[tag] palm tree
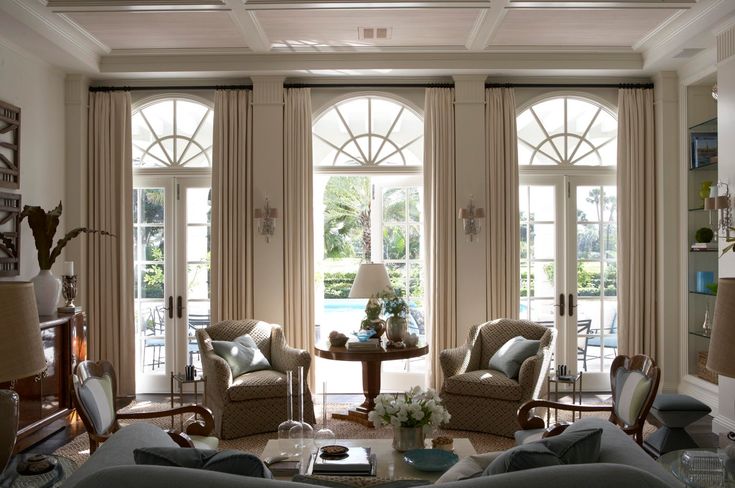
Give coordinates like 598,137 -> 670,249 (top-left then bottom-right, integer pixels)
323,176 -> 372,260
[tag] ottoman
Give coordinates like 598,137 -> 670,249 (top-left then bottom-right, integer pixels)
644,394 -> 711,456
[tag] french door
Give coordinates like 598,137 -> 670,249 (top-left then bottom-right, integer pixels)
133,176 -> 211,393
520,173 -> 617,390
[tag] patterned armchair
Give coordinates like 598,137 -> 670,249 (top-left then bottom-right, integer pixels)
196,320 -> 316,439
440,318 -> 556,437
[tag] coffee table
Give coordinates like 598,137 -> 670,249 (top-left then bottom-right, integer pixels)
262,438 -> 475,483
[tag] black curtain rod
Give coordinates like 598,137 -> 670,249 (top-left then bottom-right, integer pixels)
485,82 -> 654,89
89,85 -> 252,92
283,83 -> 454,88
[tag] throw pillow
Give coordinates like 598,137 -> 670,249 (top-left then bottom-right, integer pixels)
74,373 -> 115,434
614,368 -> 652,426
211,334 -> 271,377
483,442 -> 562,475
541,428 -> 602,464
488,336 -> 540,379
134,447 -> 272,478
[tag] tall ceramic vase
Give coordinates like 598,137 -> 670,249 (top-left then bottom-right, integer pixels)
31,270 -> 61,316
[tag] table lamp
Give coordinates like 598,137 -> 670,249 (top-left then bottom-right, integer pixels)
0,282 -> 48,477
706,277 -> 735,458
349,263 -> 393,339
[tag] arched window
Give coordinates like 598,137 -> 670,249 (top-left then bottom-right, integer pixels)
132,97 -> 214,168
517,96 -> 617,166
313,96 -> 423,168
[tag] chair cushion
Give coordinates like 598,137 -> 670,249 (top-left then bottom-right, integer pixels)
652,394 -> 711,413
133,447 -> 271,479
228,369 -> 287,401
613,368 -> 652,426
212,334 -> 271,377
488,336 -> 540,379
443,370 -> 522,401
74,373 -> 115,434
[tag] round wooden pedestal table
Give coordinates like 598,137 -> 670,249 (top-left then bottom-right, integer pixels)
314,342 -> 429,427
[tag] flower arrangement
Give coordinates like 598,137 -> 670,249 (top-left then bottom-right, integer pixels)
380,290 -> 408,318
368,386 -> 450,432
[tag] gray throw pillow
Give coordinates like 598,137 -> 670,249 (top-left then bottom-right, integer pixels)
134,447 -> 272,478
211,334 -> 271,377
483,442 -> 562,475
488,336 -> 540,379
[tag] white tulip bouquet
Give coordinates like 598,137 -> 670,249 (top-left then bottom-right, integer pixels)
367,386 -> 451,433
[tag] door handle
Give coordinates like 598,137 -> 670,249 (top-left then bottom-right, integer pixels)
166,296 -> 173,319
554,293 -> 565,317
568,293 -> 576,317
176,296 -> 184,319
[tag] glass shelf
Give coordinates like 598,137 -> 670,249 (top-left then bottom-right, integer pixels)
688,207 -> 706,212
689,249 -> 718,253
689,117 -> 717,131
689,290 -> 716,296
689,162 -> 718,172
689,330 -> 712,339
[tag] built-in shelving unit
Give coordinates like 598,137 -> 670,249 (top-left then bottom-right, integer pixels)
686,117 -> 718,383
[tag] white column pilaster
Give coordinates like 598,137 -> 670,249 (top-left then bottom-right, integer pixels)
251,76 -> 285,324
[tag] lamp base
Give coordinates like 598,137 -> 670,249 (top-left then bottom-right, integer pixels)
0,390 -> 19,476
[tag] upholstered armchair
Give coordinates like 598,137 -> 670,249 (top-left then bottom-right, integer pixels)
440,318 -> 556,437
196,320 -> 316,439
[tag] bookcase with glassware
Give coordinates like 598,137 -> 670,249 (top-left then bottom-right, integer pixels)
687,117 -> 719,384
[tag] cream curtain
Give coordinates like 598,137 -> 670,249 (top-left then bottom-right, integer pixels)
86,91 -> 135,396
283,88 -> 314,357
211,90 -> 254,323
617,88 -> 657,358
424,88 -> 456,390
485,87 -> 520,320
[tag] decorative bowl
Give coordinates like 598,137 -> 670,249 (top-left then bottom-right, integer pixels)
403,448 -> 459,472
356,330 -> 375,342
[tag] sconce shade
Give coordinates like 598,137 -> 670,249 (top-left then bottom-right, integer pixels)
0,282 -> 46,383
704,197 -> 716,210
707,278 -> 735,378
254,207 -> 278,219
458,208 -> 469,219
349,263 -> 393,298
474,208 -> 486,219
715,196 -> 730,210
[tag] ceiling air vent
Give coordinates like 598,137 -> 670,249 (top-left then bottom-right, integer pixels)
358,27 -> 392,40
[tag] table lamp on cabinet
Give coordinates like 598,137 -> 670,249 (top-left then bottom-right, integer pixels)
0,282 -> 48,478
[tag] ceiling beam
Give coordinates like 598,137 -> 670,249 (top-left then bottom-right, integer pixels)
45,0 -> 227,11
226,0 -> 271,52
242,0 -> 489,9
507,1 -> 694,8
465,0 -> 508,51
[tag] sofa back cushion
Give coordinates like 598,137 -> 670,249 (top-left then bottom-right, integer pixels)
134,447 -> 272,479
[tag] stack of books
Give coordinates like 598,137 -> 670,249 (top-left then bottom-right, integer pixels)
308,447 -> 377,476
346,339 -> 380,351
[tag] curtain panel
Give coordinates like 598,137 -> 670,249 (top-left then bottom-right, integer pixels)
86,91 -> 136,395
485,87 -> 520,320
424,88 -> 457,390
283,88 -> 315,360
617,88 -> 657,358
211,89 -> 254,323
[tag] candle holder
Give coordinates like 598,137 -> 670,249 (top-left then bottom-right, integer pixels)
58,275 -> 81,313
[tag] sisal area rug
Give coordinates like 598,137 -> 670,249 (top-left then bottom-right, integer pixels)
53,399 -> 655,467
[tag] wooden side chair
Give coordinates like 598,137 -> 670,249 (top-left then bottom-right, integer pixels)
516,354 -> 660,446
72,360 -> 218,454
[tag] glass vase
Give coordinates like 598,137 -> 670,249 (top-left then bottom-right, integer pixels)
277,370 -> 299,455
289,366 -> 313,451
314,381 -> 335,448
392,426 -> 425,452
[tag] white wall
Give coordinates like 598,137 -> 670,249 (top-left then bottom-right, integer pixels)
0,38 -> 66,281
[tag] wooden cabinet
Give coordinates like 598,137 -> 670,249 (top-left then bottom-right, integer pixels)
0,312 -> 86,451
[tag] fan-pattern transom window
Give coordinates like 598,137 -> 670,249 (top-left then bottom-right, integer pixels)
132,98 -> 214,168
313,96 -> 423,167
517,96 -> 617,166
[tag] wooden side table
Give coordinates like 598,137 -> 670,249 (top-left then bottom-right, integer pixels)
313,342 -> 429,427
169,372 -> 206,430
546,372 -> 583,425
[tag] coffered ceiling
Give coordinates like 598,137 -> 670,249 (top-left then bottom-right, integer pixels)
0,0 -> 732,77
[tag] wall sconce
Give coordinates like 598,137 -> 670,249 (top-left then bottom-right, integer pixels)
254,198 -> 279,242
458,198 -> 485,242
705,181 -> 732,239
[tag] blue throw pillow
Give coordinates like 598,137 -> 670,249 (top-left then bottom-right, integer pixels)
134,447 -> 272,478
211,334 -> 271,377
488,336 -> 540,379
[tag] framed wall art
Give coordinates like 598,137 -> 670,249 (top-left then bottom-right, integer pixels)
0,99 -> 21,189
0,192 -> 21,277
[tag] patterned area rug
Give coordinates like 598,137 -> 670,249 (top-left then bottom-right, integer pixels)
53,398 -> 654,467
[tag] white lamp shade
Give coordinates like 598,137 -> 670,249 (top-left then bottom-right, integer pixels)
708,278 -> 735,378
0,282 -> 46,383
349,263 -> 393,298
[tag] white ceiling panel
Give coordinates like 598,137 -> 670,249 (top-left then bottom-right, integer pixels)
256,8 -> 480,47
64,11 -> 248,49
492,8 -> 680,46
